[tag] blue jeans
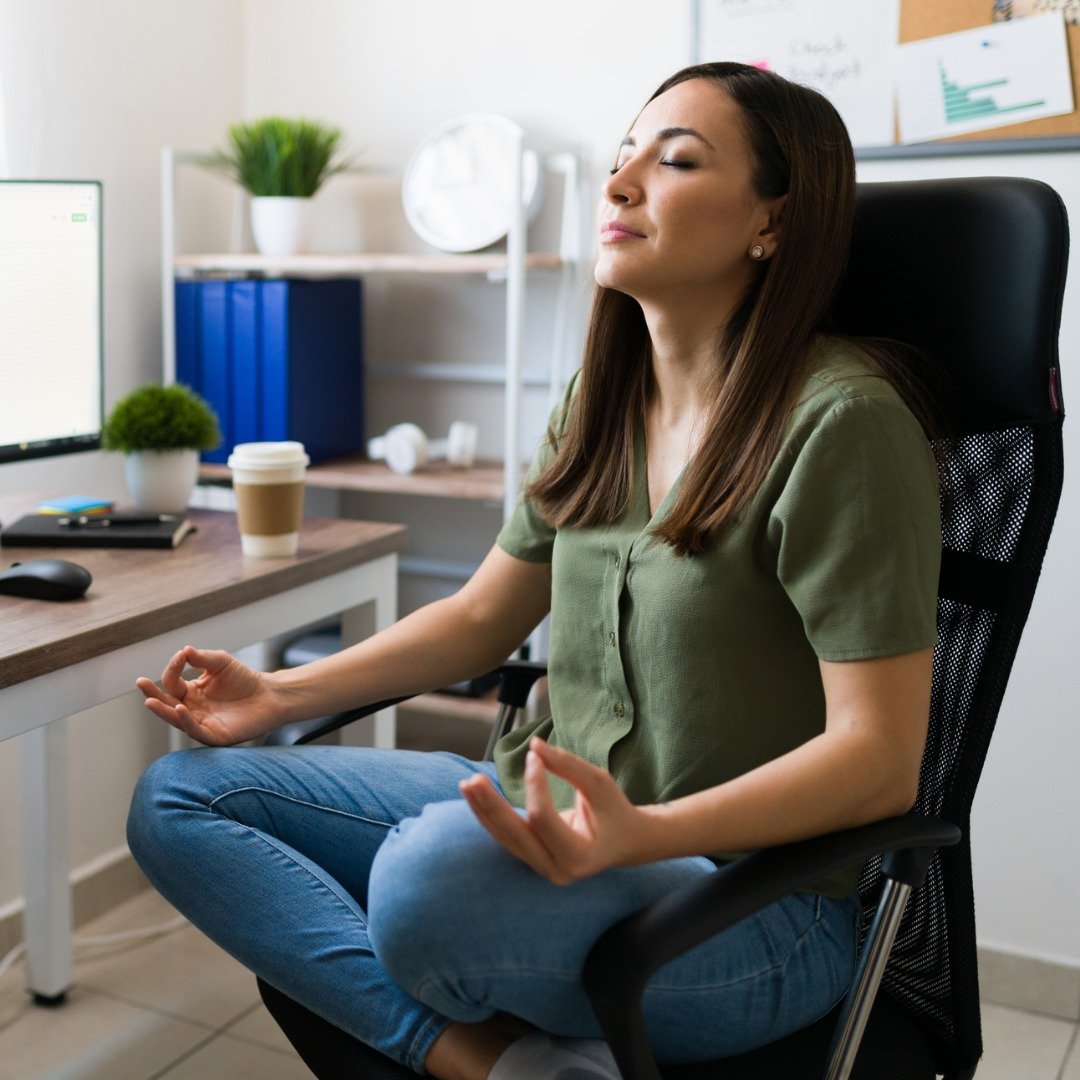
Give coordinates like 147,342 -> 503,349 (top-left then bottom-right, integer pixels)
127,746 -> 860,1074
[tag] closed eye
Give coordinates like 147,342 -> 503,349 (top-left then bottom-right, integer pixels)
610,158 -> 695,175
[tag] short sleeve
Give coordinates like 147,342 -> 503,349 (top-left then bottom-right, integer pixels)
495,372 -> 580,564
767,395 -> 941,661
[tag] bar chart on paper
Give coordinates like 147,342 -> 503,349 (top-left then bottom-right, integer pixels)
939,65 -> 1044,126
896,12 -> 1074,144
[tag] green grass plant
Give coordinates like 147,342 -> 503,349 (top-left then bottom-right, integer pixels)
102,384 -> 221,453
204,117 -> 352,197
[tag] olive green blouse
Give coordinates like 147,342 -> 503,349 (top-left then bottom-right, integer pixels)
493,338 -> 941,897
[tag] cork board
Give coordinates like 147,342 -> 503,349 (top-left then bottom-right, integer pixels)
901,0 -> 1080,142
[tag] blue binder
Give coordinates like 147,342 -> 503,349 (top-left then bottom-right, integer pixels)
175,278 -> 364,464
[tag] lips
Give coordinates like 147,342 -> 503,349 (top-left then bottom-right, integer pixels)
599,220 -> 645,241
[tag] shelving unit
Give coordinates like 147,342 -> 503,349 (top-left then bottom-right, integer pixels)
162,139 -> 581,740
161,143 -> 584,519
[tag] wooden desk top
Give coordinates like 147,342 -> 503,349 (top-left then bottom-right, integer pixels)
0,501 -> 406,691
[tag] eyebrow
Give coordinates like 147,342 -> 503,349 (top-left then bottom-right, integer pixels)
620,126 -> 716,150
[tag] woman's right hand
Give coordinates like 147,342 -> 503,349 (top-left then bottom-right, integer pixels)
135,646 -> 284,746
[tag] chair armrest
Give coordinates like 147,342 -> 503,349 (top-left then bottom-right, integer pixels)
495,659 -> 548,708
263,660 -> 550,747
582,814 -> 960,1080
264,697 -> 411,746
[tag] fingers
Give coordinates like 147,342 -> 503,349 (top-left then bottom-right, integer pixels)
459,775 -> 563,881
141,694 -> 185,730
135,676 -> 178,708
140,695 -> 218,746
523,746 -> 563,831
522,748 -> 589,871
160,648 -> 193,700
529,738 -> 609,800
184,647 -> 237,676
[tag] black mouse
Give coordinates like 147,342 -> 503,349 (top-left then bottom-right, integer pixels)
0,558 -> 92,601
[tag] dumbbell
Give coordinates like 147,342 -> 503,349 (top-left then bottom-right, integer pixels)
367,421 -> 479,475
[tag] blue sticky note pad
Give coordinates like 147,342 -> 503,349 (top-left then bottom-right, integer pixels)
37,495 -> 114,515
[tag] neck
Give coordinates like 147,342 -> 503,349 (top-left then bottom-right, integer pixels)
639,286 -> 738,426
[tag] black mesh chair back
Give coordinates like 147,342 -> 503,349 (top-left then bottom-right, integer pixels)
829,176 -> 1067,1078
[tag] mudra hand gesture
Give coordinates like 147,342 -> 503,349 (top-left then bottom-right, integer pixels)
460,736 -> 651,884
136,646 -> 282,747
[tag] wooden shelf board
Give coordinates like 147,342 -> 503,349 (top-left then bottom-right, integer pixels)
200,456 -> 515,501
174,252 -> 564,277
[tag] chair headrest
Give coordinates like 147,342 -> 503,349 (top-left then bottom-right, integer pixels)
832,177 -> 1069,434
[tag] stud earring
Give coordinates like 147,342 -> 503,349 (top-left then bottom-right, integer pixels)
750,245 -> 766,260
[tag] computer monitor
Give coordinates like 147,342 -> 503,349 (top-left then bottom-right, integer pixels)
0,180 -> 103,464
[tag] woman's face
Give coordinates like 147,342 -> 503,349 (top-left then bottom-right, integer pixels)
594,78 -> 785,307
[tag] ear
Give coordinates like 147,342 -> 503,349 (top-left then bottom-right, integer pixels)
754,193 -> 788,259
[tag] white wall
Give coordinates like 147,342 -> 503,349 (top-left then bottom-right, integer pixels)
0,0 -> 1074,969
0,0 -> 245,910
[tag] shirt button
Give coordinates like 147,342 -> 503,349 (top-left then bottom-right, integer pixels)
608,630 -> 616,647
613,702 -> 625,718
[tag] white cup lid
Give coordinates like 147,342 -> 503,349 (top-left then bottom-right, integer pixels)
228,441 -> 310,470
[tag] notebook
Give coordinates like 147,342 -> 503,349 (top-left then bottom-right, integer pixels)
0,513 -> 198,549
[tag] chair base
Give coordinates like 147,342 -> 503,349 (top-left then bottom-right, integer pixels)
257,977 -> 414,1079
258,977 -> 938,1080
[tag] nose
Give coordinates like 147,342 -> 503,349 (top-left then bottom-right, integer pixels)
602,163 -> 641,206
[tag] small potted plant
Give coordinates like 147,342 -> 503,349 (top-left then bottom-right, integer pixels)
102,384 -> 220,512
203,117 -> 353,255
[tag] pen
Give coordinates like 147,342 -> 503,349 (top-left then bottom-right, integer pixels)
56,514 -> 181,527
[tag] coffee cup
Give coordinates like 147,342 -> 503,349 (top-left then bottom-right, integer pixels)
227,441 -> 310,557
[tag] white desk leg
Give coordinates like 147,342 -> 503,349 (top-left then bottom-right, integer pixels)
20,718 -> 73,1002
339,564 -> 398,750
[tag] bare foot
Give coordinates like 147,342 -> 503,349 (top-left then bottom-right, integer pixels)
423,1013 -> 536,1080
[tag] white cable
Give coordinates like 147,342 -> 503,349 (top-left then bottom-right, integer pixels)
0,915 -> 189,987
0,942 -> 25,984
73,914 -> 188,947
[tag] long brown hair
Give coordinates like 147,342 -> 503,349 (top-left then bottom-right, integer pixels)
528,62 -> 929,555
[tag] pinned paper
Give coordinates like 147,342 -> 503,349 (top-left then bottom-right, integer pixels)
994,0 -> 1080,28
896,12 -> 1074,144
696,0 -> 901,148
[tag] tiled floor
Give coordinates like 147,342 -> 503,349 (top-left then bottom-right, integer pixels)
0,888 -> 1076,1078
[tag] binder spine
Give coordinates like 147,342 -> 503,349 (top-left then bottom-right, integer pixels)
230,280 -> 261,447
261,281 -> 290,442
173,278 -> 363,464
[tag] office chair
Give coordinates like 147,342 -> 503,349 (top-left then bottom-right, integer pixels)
256,177 -> 1067,1080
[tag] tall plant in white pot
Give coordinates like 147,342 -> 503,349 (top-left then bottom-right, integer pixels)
101,384 -> 221,513
203,117 -> 353,256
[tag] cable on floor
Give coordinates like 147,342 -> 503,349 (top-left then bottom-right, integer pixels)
0,914 -> 189,987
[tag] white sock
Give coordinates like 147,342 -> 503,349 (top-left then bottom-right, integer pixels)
488,1031 -> 621,1080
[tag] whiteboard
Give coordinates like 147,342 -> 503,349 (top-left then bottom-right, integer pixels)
691,0 -> 901,148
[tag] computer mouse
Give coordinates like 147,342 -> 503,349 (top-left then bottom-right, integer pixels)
0,558 -> 92,601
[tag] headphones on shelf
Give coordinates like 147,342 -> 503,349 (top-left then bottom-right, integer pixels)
367,421 -> 479,475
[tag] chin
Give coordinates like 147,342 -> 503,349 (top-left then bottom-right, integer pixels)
594,260 -> 639,296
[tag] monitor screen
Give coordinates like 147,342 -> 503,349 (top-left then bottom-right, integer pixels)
0,180 -> 103,464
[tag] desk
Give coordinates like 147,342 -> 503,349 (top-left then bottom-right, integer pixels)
0,502 -> 406,1001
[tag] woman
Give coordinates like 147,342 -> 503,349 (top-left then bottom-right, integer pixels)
128,62 -> 941,1079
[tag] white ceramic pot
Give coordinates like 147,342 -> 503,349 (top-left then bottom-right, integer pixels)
250,196 -> 309,256
123,449 -> 199,513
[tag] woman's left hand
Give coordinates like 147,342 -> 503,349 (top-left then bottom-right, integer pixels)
459,737 -> 654,884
